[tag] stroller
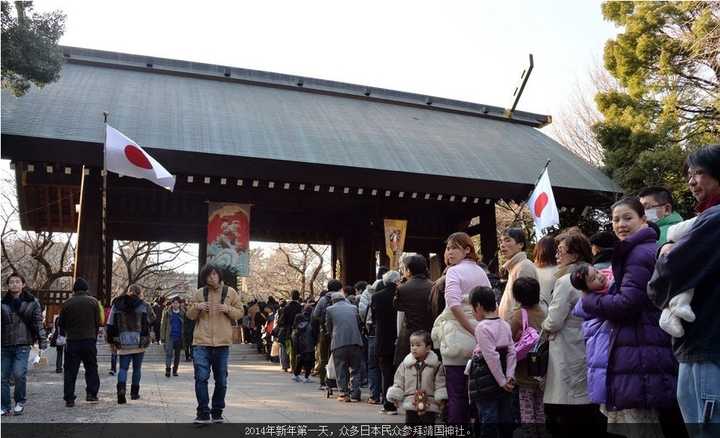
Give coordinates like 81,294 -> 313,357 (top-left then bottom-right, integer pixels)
325,354 -> 338,398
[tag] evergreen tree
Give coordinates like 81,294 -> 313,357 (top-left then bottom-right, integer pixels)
1,1 -> 66,97
595,1 -> 719,216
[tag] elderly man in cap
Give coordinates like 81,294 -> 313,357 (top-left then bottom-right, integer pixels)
58,278 -> 102,407
325,288 -> 364,402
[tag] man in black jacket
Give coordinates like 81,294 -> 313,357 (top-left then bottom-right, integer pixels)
370,270 -> 401,414
59,278 -> 102,407
280,290 -> 303,376
393,254 -> 433,365
1,272 -> 47,416
648,145 -> 720,429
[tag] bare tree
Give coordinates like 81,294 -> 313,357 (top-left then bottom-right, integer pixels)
244,243 -> 330,301
1,166 -> 74,290
552,64 -> 620,167
112,240 -> 191,300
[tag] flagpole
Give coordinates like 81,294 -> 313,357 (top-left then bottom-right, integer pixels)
509,159 -> 552,227
101,112 -> 109,306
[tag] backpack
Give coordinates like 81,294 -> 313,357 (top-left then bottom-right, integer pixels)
514,308 -> 539,361
203,286 -> 228,304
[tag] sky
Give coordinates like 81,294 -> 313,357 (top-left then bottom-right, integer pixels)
9,0 -> 620,273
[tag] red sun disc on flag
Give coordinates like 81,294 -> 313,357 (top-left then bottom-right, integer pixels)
124,145 -> 153,170
534,192 -> 549,217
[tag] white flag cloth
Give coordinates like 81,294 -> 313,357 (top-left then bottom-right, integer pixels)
104,125 -> 176,191
528,168 -> 559,234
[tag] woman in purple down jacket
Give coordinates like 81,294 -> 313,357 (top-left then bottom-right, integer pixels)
579,197 -> 677,433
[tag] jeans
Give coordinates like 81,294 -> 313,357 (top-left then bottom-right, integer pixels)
110,351 -> 117,372
474,392 -> 515,438
193,346 -> 229,415
367,335 -> 381,401
678,361 -> 720,437
55,345 -> 64,371
360,335 -> 368,385
1,345 -> 30,410
164,338 -> 182,370
279,340 -> 290,370
117,352 -> 144,386
63,339 -> 100,401
333,345 -> 362,398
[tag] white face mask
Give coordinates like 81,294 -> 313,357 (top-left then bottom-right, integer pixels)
645,208 -> 659,223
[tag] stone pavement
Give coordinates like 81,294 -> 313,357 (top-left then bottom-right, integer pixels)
1,343 -> 404,424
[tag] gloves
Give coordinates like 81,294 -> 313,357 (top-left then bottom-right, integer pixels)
659,290 -> 695,338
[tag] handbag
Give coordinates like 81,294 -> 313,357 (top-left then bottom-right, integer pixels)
527,329 -> 549,378
514,308 -> 539,361
56,335 -> 66,346
270,340 -> 281,357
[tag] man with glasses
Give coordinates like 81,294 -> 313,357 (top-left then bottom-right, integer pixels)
638,186 -> 684,245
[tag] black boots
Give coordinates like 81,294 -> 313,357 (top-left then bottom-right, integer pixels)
172,366 -> 178,376
166,367 -> 171,377
130,384 -> 140,400
117,384 -> 127,404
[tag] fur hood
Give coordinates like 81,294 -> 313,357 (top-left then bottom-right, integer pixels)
401,350 -> 440,368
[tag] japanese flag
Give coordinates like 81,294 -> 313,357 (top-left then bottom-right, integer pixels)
104,125 -> 176,191
528,168 -> 559,234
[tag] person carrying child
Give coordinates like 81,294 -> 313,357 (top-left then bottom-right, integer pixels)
468,286 -> 517,438
386,330 -> 447,425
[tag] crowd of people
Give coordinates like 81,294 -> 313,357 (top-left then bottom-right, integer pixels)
1,144 -> 718,436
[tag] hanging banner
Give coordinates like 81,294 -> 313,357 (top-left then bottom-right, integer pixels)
384,219 -> 407,270
207,203 -> 251,277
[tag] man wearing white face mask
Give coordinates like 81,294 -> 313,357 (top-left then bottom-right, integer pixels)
638,186 -> 684,245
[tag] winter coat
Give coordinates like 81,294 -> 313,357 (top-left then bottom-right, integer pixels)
106,294 -> 152,354
393,275 -> 433,364
186,284 -> 244,347
371,282 -> 398,357
59,291 -> 102,341
535,265 -> 558,316
1,290 -> 47,348
279,300 -> 302,339
292,311 -> 315,354
312,292 -> 333,335
655,211 -> 684,245
498,252 -> 538,321
541,264 -> 590,405
431,261 -> 488,366
386,351 -> 447,413
581,226 -> 677,411
468,347 -> 510,402
160,307 -> 185,344
649,205 -> 720,363
325,299 -> 363,351
570,258 -> 615,405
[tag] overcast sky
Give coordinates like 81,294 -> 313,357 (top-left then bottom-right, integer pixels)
17,1 -> 619,272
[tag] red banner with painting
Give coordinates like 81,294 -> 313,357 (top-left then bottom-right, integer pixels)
207,203 -> 251,277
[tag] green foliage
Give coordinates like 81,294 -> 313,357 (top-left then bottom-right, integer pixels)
1,1 -> 66,97
595,1 -> 719,217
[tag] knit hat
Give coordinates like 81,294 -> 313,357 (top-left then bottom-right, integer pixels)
73,277 -> 89,292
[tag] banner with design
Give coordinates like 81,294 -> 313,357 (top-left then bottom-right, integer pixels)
207,203 -> 251,277
384,219 -> 407,270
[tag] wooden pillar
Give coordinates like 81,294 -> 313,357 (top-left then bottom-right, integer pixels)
74,170 -> 103,298
198,229 -> 208,288
478,203 -> 499,273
